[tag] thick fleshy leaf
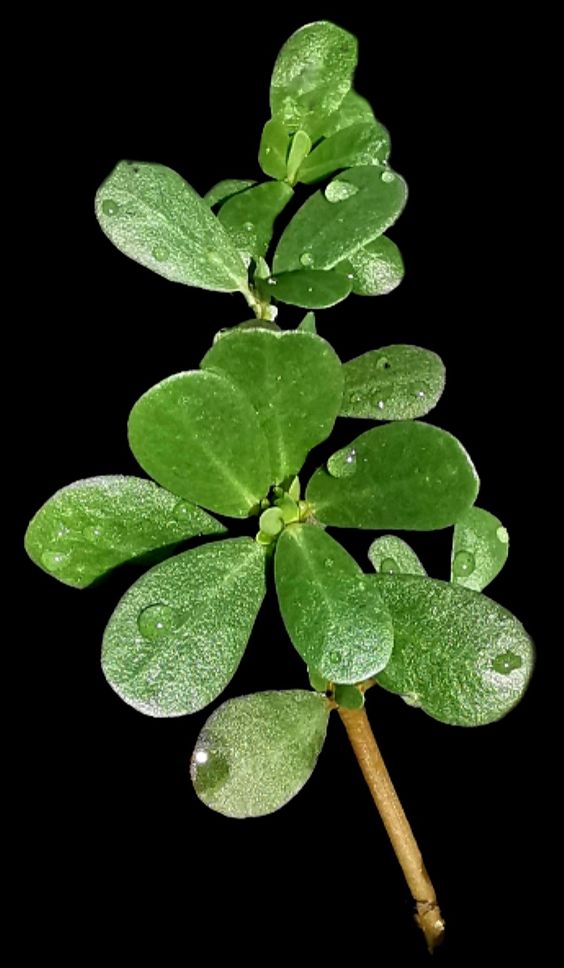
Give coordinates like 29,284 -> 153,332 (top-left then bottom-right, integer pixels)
307,422 -> 479,530
451,506 -> 509,591
259,119 -> 291,180
218,182 -> 293,263
259,269 -> 352,308
273,167 -> 407,273
334,684 -> 364,709
102,538 -> 266,717
128,370 -> 272,517
275,525 -> 393,683
201,330 -> 343,483
372,575 -> 534,725
297,122 -> 390,184
298,311 -> 317,333
24,476 -> 225,589
287,130 -> 312,184
340,236 -> 404,296
368,536 -> 426,577
191,690 -> 329,817
321,90 -> 377,137
95,162 -> 249,292
341,345 -> 446,420
270,22 -> 357,135
204,179 -> 257,208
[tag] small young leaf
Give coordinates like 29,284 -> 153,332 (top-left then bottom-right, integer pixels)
321,90 -> 378,137
270,21 -> 358,135
201,330 -> 343,484
372,575 -> 535,725
368,536 -> 426,577
273,167 -> 407,274
191,690 -> 329,817
217,182 -> 293,263
341,345 -> 446,420
128,370 -> 272,517
334,684 -> 365,709
102,538 -> 266,717
308,667 -> 329,692
204,179 -> 257,208
95,161 -> 249,293
275,525 -> 393,683
286,130 -> 312,184
259,119 -> 291,180
339,236 -> 404,296
24,476 -> 225,589
307,422 -> 479,530
297,311 -> 316,333
297,121 -> 390,184
451,506 -> 509,591
259,269 -> 352,309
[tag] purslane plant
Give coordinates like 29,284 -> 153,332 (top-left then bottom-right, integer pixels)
24,21 -> 534,952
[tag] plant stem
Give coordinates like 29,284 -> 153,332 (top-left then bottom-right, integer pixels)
338,706 -> 445,953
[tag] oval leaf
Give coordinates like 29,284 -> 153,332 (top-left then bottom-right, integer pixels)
102,538 -> 266,716
372,575 -> 535,725
275,525 -> 393,683
340,236 -> 404,296
201,330 -> 343,483
297,121 -> 390,184
307,422 -> 479,530
259,119 -> 291,180
204,179 -> 257,208
191,690 -> 329,817
95,161 -> 249,292
273,166 -> 407,273
341,344 -> 446,420
321,90 -> 378,137
287,130 -> 312,183
368,536 -> 426,577
24,476 -> 225,588
128,370 -> 272,517
260,268 -> 352,308
217,182 -> 294,263
451,506 -> 509,591
298,311 -> 317,333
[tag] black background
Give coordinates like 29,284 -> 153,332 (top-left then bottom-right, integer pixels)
16,7 -> 549,964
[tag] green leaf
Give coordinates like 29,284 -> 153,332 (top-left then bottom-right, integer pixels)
372,575 -> 535,725
273,167 -> 407,273
341,345 -> 446,420
334,684 -> 365,709
307,422 -> 479,530
191,690 -> 329,817
297,122 -> 390,184
308,667 -> 329,692
201,330 -> 343,484
286,130 -> 312,184
259,119 -> 291,180
24,476 -> 225,589
339,236 -> 404,296
368,536 -> 426,577
298,311 -> 316,333
217,182 -> 294,263
275,524 -> 393,683
102,538 -> 266,717
451,506 -> 509,591
321,90 -> 378,137
204,179 -> 257,208
259,268 -> 352,309
128,370 -> 272,517
95,161 -> 249,293
270,22 -> 358,135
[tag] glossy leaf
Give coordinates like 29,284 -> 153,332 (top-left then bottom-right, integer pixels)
287,130 -> 312,183
451,506 -> 509,591
259,269 -> 352,309
270,21 -> 357,135
341,344 -> 446,420
128,370 -> 272,517
298,311 -> 317,333
297,122 -> 390,184
204,179 -> 257,208
307,422 -> 479,530
218,182 -> 293,263
201,330 -> 343,483
368,536 -> 426,577
340,236 -> 404,296
102,538 -> 266,717
273,167 -> 407,273
259,119 -> 291,180
95,161 -> 249,292
275,525 -> 393,683
373,575 -> 535,725
321,90 -> 377,137
191,690 -> 329,817
24,476 -> 225,589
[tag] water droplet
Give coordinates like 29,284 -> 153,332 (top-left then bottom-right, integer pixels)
265,146 -> 272,154
267,276 -> 277,286
327,447 -> 357,478
324,180 -> 359,202
194,749 -> 208,764
137,603 -> 180,642
381,170 -> 396,183
324,558 -> 335,569
243,222 -> 255,233
41,550 -> 70,571
307,286 -> 313,293
491,651 -> 522,675
380,557 -> 399,574
416,390 -> 426,398
453,550 -> 475,577
152,245 -> 168,262
172,500 -> 194,523
101,199 -> 119,216
300,252 -> 314,267
376,356 -> 391,370
330,650 -> 342,664
496,526 -> 509,544
377,400 -> 385,410
191,748 -> 230,795
84,525 -> 103,541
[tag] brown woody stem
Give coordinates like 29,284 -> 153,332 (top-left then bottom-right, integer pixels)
338,705 -> 445,953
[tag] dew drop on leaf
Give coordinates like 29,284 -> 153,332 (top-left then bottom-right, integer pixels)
41,550 -> 70,571
327,446 -> 357,478
101,199 -> 119,216
173,500 -> 195,522
491,651 -> 523,675
191,748 -> 230,797
300,252 -> 314,267
452,549 -> 475,577
137,603 -> 180,642
152,245 -> 169,262
497,526 -> 509,544
380,170 -> 396,183
380,557 -> 399,574
330,650 -> 342,664
84,525 -> 104,541
324,180 -> 359,202
324,557 -> 335,569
